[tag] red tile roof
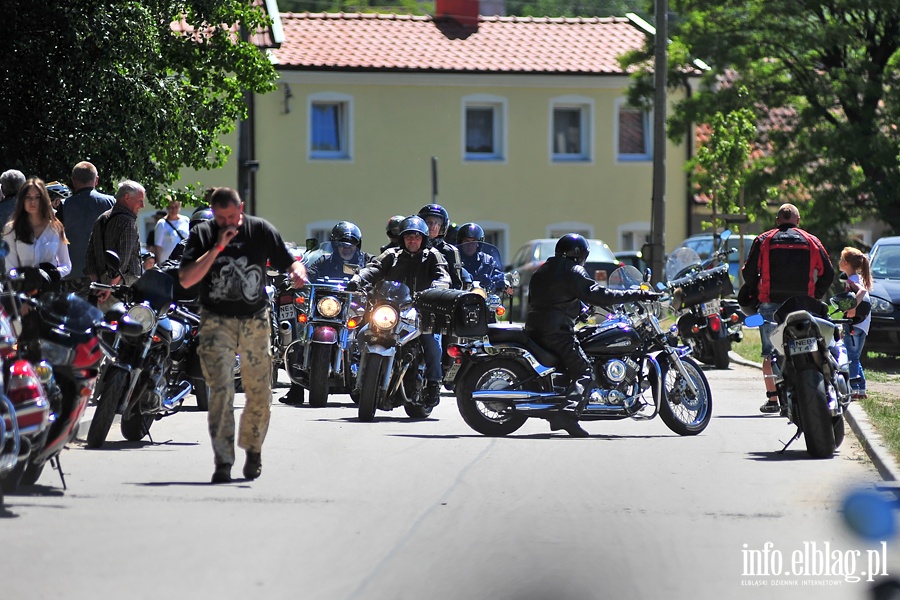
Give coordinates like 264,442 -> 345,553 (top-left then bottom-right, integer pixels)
274,12 -> 647,75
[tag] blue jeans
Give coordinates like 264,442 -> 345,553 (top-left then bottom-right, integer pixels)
843,325 -> 867,393
758,303 -> 780,357
421,333 -> 443,382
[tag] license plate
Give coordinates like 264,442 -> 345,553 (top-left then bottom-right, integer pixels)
789,338 -> 817,355
444,362 -> 460,382
700,299 -> 720,316
279,304 -> 296,321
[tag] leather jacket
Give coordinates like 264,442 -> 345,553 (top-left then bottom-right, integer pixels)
354,246 -> 450,293
431,238 -> 464,289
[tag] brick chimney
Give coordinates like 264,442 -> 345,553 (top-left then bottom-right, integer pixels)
435,0 -> 480,29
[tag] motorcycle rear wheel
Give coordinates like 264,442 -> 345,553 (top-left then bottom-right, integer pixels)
308,344 -> 331,408
796,369 -> 835,458
712,337 -> 731,369
358,354 -> 387,422
87,366 -> 129,449
20,461 -> 45,486
833,413 -> 846,449
456,359 -> 529,436
194,382 -> 210,412
657,356 -> 712,436
120,409 -> 154,442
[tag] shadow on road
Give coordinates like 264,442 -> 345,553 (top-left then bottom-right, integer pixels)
746,449 -> 815,462
133,480 -> 254,488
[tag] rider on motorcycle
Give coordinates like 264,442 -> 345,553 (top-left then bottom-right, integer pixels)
526,234 -> 659,437
418,204 -> 464,289
307,221 -> 371,282
347,216 -> 450,407
455,222 -> 509,294
380,215 -> 404,253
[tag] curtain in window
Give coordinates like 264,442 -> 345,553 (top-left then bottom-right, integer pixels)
553,108 -> 582,154
466,107 -> 495,154
312,103 -> 342,152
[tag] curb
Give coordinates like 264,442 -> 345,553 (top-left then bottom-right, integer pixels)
728,350 -> 900,481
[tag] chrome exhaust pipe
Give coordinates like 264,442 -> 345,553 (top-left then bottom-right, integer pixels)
162,381 -> 194,411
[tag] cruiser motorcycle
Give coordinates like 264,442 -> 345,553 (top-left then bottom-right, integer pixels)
665,230 -> 741,369
452,265 -> 713,437
745,292 -> 856,458
87,253 -> 198,448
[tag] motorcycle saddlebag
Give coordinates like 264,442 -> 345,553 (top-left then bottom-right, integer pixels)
670,264 -> 734,311
416,288 -> 488,338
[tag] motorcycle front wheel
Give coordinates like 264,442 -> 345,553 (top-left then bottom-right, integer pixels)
87,365 -> 129,449
657,356 -> 712,435
358,354 -> 387,422
308,344 -> 331,408
796,368 -> 835,458
456,359 -> 529,437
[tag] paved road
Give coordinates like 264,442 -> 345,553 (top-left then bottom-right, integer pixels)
2,364 -> 893,599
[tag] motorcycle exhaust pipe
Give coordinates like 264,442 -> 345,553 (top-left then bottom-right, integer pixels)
471,390 -> 562,401
279,321 -> 293,347
162,381 -> 194,411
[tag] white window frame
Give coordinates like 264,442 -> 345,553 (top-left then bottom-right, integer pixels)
546,221 -> 594,239
549,96 -> 593,163
617,221 -> 651,251
307,220 -> 338,246
308,92 -> 353,161
474,220 -> 510,265
615,98 -> 652,162
462,94 -> 507,162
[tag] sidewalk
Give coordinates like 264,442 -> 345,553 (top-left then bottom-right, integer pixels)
729,351 -> 900,481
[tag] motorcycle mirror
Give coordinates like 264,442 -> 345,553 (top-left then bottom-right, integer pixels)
507,271 -> 520,287
306,238 -> 319,252
656,282 -> 666,292
720,229 -> 732,242
744,313 -> 765,328
117,315 -> 145,337
643,268 -> 652,282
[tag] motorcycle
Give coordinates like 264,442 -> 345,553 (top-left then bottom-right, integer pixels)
451,265 -> 713,437
86,252 -> 198,448
665,230 -> 740,369
283,277 -> 365,407
457,241 -> 516,324
744,291 -> 856,458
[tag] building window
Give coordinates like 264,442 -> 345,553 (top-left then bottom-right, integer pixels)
547,221 -> 593,239
617,222 -> 651,251
616,100 -> 652,161
463,95 -> 506,161
309,93 -> 352,160
550,97 -> 592,162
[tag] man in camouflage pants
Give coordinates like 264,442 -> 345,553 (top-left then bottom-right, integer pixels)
180,188 -> 307,483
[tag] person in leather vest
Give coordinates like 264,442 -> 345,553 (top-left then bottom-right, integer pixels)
740,203 -> 834,413
526,234 -> 658,437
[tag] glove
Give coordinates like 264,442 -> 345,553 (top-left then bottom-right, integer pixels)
345,278 -> 361,292
640,290 -> 661,301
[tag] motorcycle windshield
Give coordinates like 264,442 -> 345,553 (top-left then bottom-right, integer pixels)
665,247 -> 703,282
456,241 -> 504,268
375,280 -> 413,305
607,265 -> 644,291
302,243 -> 333,267
132,269 -> 175,311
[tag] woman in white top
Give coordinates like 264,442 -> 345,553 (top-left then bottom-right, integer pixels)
2,177 -> 72,280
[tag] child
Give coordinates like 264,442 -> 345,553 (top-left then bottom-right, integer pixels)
839,247 -> 872,399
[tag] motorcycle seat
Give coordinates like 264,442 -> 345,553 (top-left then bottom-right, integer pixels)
486,323 -> 560,368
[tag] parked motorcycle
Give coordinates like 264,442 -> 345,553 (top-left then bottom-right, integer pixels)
283,278 -> 365,406
665,230 -> 739,369
744,292 -> 856,458
86,252 -> 198,448
452,265 -> 713,437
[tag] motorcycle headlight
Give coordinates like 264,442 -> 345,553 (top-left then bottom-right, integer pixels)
371,305 -> 399,330
317,296 -> 342,318
39,340 -> 75,366
126,304 -> 156,333
870,296 -> 894,314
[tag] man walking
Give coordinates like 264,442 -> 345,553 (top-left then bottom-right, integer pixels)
58,161 -> 115,293
180,187 -> 307,484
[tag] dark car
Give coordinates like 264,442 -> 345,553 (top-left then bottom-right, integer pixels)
673,232 -> 756,287
615,250 -> 647,274
866,236 -> 900,356
507,237 -> 619,321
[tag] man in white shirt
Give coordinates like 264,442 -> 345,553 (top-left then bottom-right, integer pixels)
153,200 -> 190,264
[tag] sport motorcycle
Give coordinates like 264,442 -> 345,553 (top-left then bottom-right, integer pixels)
451,265 -> 713,437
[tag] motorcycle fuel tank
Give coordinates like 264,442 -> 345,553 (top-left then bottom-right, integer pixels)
580,320 -> 642,356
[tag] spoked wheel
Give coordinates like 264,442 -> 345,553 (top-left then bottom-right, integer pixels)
657,356 -> 712,435
456,359 -> 529,436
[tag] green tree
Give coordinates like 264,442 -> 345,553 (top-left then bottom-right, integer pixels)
0,0 -> 278,205
622,0 -> 900,244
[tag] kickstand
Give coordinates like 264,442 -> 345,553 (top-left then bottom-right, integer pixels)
778,427 -> 802,454
51,455 -> 67,491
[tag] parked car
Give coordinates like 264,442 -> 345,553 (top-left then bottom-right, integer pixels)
507,237 -> 619,321
615,250 -> 647,274
866,236 -> 900,356
673,232 -> 756,287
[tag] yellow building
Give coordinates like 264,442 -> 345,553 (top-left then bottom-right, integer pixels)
178,7 -> 695,263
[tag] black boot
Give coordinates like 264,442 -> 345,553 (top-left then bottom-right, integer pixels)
424,381 -> 441,408
280,384 -> 305,405
548,413 -> 589,438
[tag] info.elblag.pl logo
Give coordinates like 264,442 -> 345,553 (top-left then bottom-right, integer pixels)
741,541 -> 889,585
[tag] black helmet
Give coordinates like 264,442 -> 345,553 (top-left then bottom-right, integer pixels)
330,221 -> 362,248
46,181 -> 70,200
190,206 -> 214,230
555,233 -> 590,265
399,215 -> 429,240
386,215 -> 405,241
456,222 -> 485,244
418,204 -> 449,237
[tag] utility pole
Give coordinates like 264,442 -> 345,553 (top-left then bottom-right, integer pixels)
649,0 -> 668,284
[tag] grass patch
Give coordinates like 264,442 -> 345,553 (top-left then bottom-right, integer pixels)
733,326 -> 762,364
859,393 -> 900,459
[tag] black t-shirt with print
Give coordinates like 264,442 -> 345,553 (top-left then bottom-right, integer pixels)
181,215 -> 294,317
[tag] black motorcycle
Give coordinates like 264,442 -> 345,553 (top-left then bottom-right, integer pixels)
665,230 -> 739,369
86,253 -> 198,448
452,265 -> 712,437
